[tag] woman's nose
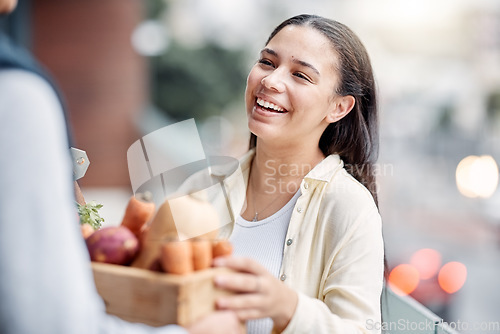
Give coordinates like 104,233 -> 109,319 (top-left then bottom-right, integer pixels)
261,70 -> 285,93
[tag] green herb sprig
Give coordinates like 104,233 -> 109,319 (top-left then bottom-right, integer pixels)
77,201 -> 104,230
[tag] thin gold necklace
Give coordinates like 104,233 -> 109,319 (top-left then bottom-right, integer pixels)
251,188 -> 282,222
250,171 -> 292,222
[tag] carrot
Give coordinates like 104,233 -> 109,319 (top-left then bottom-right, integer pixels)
160,240 -> 194,275
191,238 -> 212,270
212,240 -> 233,259
74,181 -> 86,205
120,192 -> 155,239
80,223 -> 94,239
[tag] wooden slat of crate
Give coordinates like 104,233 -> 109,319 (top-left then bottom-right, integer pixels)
92,262 -> 232,327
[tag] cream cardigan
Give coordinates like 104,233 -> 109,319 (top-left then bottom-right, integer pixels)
217,149 -> 384,334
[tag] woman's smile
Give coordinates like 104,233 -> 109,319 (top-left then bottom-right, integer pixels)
252,96 -> 288,119
255,97 -> 286,113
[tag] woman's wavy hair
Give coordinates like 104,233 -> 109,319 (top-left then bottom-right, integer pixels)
249,14 -> 379,204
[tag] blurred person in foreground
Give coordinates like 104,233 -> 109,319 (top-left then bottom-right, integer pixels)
212,15 -> 384,333
0,1 -> 241,333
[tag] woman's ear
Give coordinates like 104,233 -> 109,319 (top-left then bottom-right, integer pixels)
326,95 -> 355,123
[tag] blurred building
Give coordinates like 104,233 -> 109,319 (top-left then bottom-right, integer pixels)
1,0 -> 148,187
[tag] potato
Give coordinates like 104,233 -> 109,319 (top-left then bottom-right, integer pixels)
86,226 -> 139,265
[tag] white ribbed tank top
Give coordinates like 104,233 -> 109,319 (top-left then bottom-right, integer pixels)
230,190 -> 301,334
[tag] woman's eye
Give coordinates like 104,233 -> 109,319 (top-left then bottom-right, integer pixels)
258,59 -> 274,67
294,72 -> 312,82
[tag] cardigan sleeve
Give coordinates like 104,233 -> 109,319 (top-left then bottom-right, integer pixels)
280,205 -> 384,334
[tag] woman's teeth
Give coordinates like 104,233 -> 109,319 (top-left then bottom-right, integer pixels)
257,98 -> 285,113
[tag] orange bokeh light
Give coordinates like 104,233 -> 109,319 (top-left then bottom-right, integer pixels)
388,264 -> 420,296
438,261 -> 467,294
410,248 -> 442,280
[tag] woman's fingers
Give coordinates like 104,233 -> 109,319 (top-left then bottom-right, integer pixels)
212,255 -> 298,327
213,256 -> 268,276
187,311 -> 244,334
216,294 -> 264,320
215,272 -> 264,294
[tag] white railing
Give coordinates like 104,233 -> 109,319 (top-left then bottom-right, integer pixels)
381,287 -> 460,334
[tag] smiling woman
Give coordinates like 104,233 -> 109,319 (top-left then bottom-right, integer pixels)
212,14 -> 384,334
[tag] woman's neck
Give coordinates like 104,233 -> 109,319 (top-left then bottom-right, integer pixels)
251,139 -> 325,194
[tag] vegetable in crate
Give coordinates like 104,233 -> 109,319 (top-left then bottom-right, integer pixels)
86,226 -> 139,265
120,192 -> 155,239
131,196 -> 219,269
191,238 -> 212,270
77,201 -> 104,230
80,223 -> 95,239
212,240 -> 233,258
77,201 -> 104,239
160,239 -> 193,275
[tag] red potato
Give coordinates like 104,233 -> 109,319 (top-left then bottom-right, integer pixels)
120,193 -> 156,239
86,226 -> 139,265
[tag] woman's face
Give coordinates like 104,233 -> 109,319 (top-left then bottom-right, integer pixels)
245,25 -> 341,150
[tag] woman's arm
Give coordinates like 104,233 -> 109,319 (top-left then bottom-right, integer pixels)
281,206 -> 384,334
214,206 -> 384,334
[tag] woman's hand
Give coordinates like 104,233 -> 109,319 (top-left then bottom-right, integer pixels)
187,311 -> 243,334
213,256 -> 298,332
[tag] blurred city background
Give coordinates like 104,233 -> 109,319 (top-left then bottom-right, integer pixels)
2,0 -> 500,332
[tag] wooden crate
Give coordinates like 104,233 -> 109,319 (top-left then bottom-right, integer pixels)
92,262 -> 233,327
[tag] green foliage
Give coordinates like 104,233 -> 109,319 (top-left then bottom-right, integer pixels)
146,0 -> 167,19
151,42 -> 248,121
77,201 -> 104,230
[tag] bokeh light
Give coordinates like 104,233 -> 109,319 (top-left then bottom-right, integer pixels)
388,264 -> 420,296
131,20 -> 169,56
410,248 -> 442,280
456,155 -> 499,198
438,261 -> 467,294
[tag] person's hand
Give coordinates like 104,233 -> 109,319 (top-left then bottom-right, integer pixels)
213,256 -> 298,332
187,311 -> 243,334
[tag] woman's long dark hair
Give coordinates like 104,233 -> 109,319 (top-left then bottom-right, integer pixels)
249,14 -> 379,205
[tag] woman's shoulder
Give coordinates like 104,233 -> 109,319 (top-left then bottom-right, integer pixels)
306,154 -> 375,206
328,168 -> 376,205
318,156 -> 379,222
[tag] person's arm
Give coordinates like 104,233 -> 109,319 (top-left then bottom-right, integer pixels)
0,69 -> 187,334
0,70 -> 242,334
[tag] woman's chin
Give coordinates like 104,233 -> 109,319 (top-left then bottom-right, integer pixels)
248,119 -> 278,142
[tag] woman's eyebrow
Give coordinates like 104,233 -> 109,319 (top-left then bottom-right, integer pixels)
293,59 -> 320,76
260,48 -> 320,76
261,48 -> 278,57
